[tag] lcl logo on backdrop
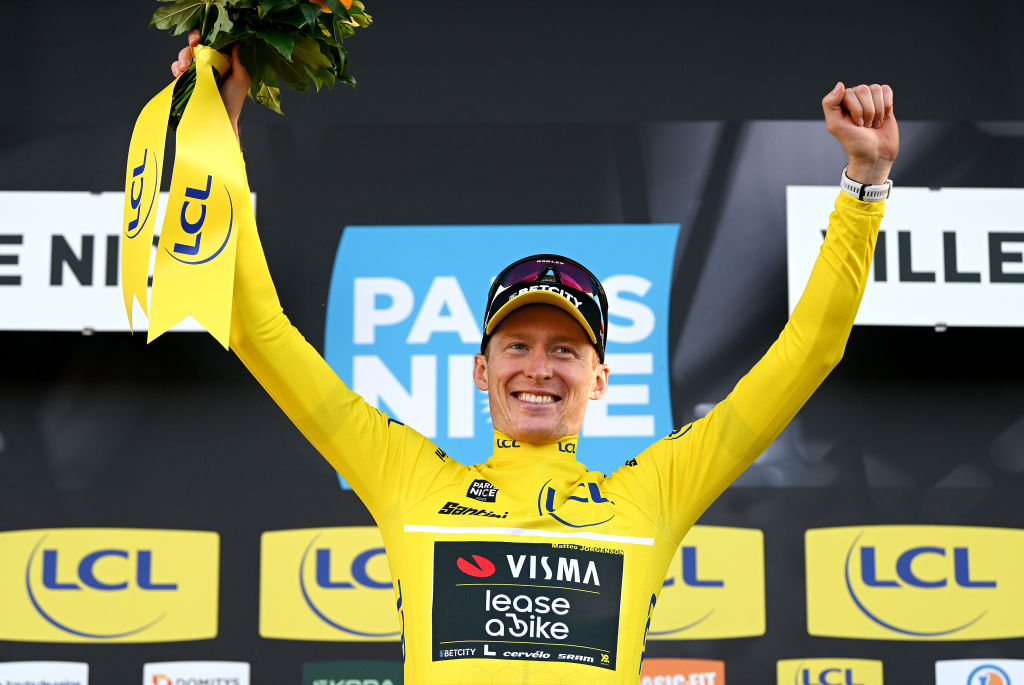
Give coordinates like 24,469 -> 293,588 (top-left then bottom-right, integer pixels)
0,661 -> 89,684
324,224 -> 679,482
640,657 -> 725,684
0,529 -> 219,643
805,526 -> 1024,640
935,659 -> 1024,684
143,661 -> 250,685
787,187 -> 1024,328
260,527 -> 400,641
647,526 -> 765,640
776,659 -> 884,685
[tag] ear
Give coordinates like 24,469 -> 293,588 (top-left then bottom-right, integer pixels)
589,362 -> 610,401
473,352 -> 489,391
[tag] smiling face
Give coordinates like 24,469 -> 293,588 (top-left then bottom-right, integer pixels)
474,304 -> 609,443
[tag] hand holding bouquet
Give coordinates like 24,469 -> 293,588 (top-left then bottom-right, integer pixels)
152,0 -> 372,125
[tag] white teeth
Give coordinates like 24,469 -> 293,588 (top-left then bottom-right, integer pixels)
517,392 -> 555,404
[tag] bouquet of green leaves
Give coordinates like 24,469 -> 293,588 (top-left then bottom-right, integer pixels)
152,0 -> 372,127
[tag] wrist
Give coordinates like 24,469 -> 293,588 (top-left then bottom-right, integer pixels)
841,166 -> 892,202
845,158 -> 893,186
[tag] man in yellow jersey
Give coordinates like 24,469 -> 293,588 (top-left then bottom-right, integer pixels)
174,32 -> 897,685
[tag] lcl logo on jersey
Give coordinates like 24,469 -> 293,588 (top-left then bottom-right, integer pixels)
776,659 -> 884,685
0,528 -> 219,643
538,480 -> 615,528
648,526 -> 765,640
935,658 -> 1024,684
165,174 -> 234,265
806,526 -> 1024,640
260,527 -> 400,641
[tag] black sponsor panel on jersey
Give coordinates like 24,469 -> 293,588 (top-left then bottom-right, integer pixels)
431,540 -> 623,670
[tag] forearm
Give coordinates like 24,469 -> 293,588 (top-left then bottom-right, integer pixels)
718,192 -> 882,455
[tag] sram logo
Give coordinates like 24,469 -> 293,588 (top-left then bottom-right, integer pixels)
648,526 -> 765,640
806,526 -> 1024,640
260,527 -> 399,642
776,659 -> 883,685
0,528 -> 219,643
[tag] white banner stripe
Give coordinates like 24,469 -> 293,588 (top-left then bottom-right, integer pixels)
404,524 -> 654,546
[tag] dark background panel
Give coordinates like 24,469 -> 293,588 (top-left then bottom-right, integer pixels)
2,1 -> 1024,682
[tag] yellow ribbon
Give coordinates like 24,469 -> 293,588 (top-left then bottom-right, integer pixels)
122,45 -> 245,348
121,80 -> 174,329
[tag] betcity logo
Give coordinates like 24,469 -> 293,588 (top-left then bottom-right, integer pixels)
506,283 -> 583,307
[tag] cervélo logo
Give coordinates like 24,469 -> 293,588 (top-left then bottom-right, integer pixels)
647,526 -> 765,640
259,527 -> 400,641
324,224 -> 679,485
805,526 -> 1024,640
936,659 -> 1024,684
0,528 -> 218,643
776,659 -> 883,685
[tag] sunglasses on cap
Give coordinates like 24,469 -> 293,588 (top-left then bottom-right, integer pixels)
481,254 -> 609,361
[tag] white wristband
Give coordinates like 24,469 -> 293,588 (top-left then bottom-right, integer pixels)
841,166 -> 892,202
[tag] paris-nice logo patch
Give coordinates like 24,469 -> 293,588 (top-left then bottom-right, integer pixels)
466,479 -> 498,503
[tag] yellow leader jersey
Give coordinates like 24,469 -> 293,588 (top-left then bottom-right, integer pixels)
228,192 -> 883,684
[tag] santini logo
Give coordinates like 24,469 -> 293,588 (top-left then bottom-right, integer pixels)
0,528 -> 219,643
806,525 -> 1024,640
438,501 -> 508,518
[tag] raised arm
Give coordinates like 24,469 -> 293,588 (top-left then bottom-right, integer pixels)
168,34 -> 463,518
611,83 -> 898,543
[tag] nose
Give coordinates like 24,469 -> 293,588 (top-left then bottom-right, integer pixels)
524,347 -> 552,379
